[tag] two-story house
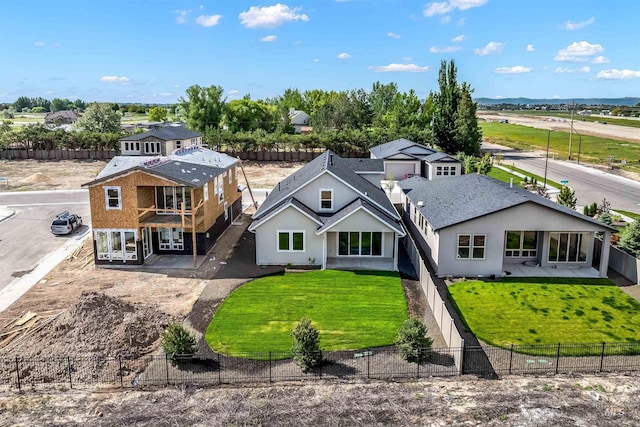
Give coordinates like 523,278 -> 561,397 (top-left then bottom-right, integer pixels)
82,146 -> 241,266
119,125 -> 203,156
249,150 -> 406,271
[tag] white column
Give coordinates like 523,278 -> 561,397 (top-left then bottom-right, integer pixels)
599,231 -> 611,278
322,233 -> 327,270
393,233 -> 399,271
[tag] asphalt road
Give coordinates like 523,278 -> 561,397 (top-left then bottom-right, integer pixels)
483,141 -> 640,212
0,190 -> 91,291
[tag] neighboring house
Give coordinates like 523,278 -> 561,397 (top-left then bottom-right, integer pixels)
289,108 -> 312,134
399,174 -> 614,278
82,146 -> 241,265
249,150 -> 406,271
119,125 -> 202,156
370,138 -> 462,180
44,110 -> 80,125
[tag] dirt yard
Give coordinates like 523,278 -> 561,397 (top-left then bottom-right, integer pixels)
2,159 -> 640,425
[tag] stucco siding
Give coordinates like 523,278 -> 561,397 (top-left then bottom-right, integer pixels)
326,209 -> 396,233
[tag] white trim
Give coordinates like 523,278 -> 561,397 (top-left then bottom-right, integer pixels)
104,186 -> 122,210
249,201 -> 323,232
316,205 -> 405,237
547,232 -> 590,264
336,231 -> 385,257
456,233 -> 486,260
276,229 -> 306,252
204,182 -> 209,201
319,188 -> 334,212
94,228 -> 138,262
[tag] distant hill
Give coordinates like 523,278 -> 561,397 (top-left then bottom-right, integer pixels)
475,97 -> 640,107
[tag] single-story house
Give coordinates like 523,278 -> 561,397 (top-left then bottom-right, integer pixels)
399,174 -> 615,278
119,125 -> 202,156
44,110 -> 80,125
249,150 -> 405,271
370,138 -> 462,180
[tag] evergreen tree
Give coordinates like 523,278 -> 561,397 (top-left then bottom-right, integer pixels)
395,318 -> 433,364
619,220 -> 640,257
291,317 -> 322,372
556,186 -> 577,210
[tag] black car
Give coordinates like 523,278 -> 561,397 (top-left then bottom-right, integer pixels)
51,211 -> 83,235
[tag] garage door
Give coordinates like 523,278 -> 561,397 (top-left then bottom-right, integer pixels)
385,162 -> 415,180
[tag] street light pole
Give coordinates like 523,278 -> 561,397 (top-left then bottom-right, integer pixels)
577,132 -> 582,165
543,129 -> 551,189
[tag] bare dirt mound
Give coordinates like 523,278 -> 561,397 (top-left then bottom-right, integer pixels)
19,172 -> 50,183
6,291 -> 173,359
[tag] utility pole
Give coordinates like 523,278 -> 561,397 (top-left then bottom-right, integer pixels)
568,100 -> 575,160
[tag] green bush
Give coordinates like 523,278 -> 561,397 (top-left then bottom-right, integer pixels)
161,323 -> 197,362
395,318 -> 433,364
291,317 -> 322,372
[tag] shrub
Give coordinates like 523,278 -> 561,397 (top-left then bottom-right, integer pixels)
291,317 -> 322,372
619,220 -> 640,258
395,317 -> 433,364
161,323 -> 197,362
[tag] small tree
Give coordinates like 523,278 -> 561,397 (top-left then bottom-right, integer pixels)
161,323 -> 197,363
395,317 -> 433,364
476,153 -> 492,175
148,106 -> 168,122
556,186 -> 577,210
536,186 -> 550,199
598,212 -> 613,226
619,220 -> 640,257
599,198 -> 611,214
291,317 -> 322,372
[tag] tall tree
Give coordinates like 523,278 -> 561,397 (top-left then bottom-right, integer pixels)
148,106 -> 168,122
432,60 -> 482,155
619,220 -> 640,258
179,84 -> 226,132
75,103 -> 121,133
369,81 -> 398,127
50,98 -> 71,112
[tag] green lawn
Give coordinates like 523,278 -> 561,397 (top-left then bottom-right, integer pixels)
206,270 -> 407,356
449,279 -> 640,349
481,121 -> 640,175
486,110 -> 640,129
615,210 -> 640,221
489,164 -> 562,189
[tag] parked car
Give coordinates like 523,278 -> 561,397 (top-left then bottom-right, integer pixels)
51,210 -> 82,235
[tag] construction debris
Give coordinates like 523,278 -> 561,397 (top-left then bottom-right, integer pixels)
0,310 -> 66,352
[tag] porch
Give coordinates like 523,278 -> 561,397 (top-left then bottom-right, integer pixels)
326,257 -> 395,271
503,263 -> 600,278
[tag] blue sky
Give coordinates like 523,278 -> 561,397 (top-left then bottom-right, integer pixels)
1,0 -> 638,103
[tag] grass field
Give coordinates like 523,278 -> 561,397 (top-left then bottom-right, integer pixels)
489,164 -> 563,189
481,121 -> 640,174
489,110 -> 640,129
615,210 -> 640,221
205,270 -> 407,356
449,278 -> 640,350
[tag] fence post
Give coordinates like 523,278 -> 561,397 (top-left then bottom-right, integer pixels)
67,356 -> 73,389
508,344 -> 514,375
119,355 -> 124,388
555,343 -> 561,374
416,352 -> 420,378
165,354 -> 170,385
269,352 -> 272,383
14,357 -> 21,392
366,350 -> 370,379
599,342 -> 606,372
217,353 -> 221,384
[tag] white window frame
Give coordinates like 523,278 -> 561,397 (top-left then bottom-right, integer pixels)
548,232 -> 589,263
457,234 -> 486,260
203,183 -> 209,202
337,231 -> 384,257
436,166 -> 442,176
94,229 -> 138,262
158,227 -> 184,251
450,167 -> 457,176
277,230 -> 306,252
319,188 -> 334,211
218,176 -> 224,202
104,186 -> 122,210
505,230 -> 538,258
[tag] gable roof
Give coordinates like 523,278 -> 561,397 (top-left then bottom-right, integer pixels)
82,146 -> 236,188
399,174 -> 617,232
369,138 -> 436,160
316,198 -> 405,235
423,152 -> 461,163
339,158 -> 384,173
44,110 -> 80,121
248,197 -> 324,232
120,125 -> 201,142
253,150 -> 398,221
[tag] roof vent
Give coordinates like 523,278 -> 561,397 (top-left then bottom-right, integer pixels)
417,201 -> 424,207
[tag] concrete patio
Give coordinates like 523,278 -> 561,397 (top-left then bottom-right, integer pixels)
502,264 -> 600,278
326,257 -> 395,271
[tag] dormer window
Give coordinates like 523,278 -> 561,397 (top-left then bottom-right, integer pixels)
320,189 -> 333,211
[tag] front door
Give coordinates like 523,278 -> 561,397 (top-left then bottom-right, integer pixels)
142,227 -> 153,259
158,227 -> 184,251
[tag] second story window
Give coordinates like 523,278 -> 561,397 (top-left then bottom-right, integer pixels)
320,189 -> 333,211
104,186 -> 122,210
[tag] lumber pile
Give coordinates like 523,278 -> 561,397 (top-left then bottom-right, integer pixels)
0,310 -> 65,353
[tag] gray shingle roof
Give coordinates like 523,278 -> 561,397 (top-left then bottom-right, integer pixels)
254,150 -> 398,220
423,152 -> 460,163
369,138 -> 436,160
249,197 -> 324,231
399,174 -> 616,231
317,198 -> 404,235
339,158 -> 384,173
120,126 -> 201,141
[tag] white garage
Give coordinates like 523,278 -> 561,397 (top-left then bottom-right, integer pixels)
384,161 -> 418,180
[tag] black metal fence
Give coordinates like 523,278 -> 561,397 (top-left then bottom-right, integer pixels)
2,342 -> 640,390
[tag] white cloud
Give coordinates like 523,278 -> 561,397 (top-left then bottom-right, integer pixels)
100,76 -> 130,83
195,15 -> 222,27
429,46 -> 462,53
451,34 -> 465,42
564,16 -> 595,30
261,35 -> 277,42
337,52 -> 351,59
555,66 -> 590,73
592,56 -> 610,64
227,90 -> 240,95
597,69 -> 640,79
238,4 -> 309,29
473,41 -> 504,56
175,9 -> 191,24
526,44 -> 535,52
34,41 -> 45,46
554,41 -> 604,62
494,66 -> 531,74
368,63 -> 430,73
423,0 -> 488,17
387,32 -> 401,39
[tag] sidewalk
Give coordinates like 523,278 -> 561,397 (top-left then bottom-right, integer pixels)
0,206 -> 14,223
